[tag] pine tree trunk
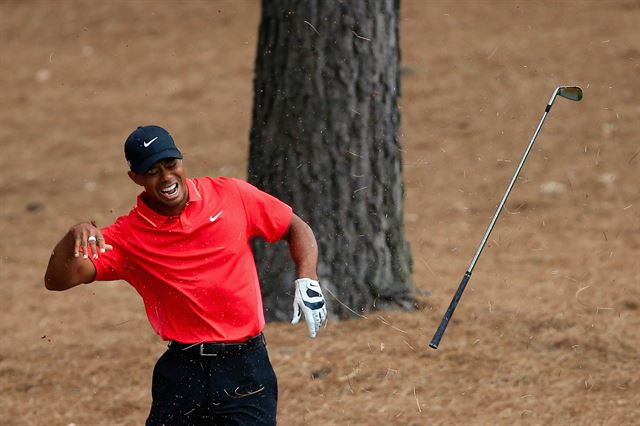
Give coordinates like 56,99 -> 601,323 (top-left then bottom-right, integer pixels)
249,0 -> 415,321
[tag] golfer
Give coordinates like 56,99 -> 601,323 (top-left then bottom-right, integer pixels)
44,125 -> 327,425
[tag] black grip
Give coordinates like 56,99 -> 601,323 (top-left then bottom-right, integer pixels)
429,271 -> 472,349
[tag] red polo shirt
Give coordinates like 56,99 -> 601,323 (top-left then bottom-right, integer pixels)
90,177 -> 292,343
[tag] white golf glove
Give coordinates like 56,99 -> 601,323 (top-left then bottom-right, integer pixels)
291,278 -> 327,338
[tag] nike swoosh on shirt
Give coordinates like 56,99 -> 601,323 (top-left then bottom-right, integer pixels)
210,210 -> 224,223
143,137 -> 158,148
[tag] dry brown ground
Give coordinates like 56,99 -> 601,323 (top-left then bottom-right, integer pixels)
1,1 -> 639,425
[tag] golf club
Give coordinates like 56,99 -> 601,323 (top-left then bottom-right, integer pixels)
429,85 -> 583,350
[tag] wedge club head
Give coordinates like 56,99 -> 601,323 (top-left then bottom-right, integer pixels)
557,86 -> 583,101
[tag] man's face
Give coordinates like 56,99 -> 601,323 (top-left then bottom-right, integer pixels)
129,158 -> 188,215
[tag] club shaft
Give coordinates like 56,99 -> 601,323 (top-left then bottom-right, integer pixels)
429,89 -> 560,349
467,93 -> 556,273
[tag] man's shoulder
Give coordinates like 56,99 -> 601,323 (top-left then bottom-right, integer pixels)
192,176 -> 249,193
99,212 -> 132,241
193,175 -> 242,184
114,209 -> 140,228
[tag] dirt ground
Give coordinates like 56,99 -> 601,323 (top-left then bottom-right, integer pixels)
1,0 -> 639,424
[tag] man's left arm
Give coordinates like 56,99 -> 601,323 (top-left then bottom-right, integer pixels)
282,214 -> 327,338
282,214 -> 318,280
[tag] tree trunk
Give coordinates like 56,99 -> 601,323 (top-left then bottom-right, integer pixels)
249,0 -> 415,321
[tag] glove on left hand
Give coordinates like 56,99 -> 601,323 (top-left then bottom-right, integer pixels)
291,278 -> 327,338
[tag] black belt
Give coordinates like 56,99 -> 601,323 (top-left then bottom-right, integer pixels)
168,333 -> 265,357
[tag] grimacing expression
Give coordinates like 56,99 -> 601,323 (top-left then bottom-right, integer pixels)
129,158 -> 188,215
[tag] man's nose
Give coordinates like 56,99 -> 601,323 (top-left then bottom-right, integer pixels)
159,166 -> 172,181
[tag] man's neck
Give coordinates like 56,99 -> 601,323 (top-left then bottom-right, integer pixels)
141,193 -> 188,217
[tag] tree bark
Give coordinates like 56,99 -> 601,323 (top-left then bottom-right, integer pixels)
249,0 -> 415,321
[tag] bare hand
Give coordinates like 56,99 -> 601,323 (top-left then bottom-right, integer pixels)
70,221 -> 113,259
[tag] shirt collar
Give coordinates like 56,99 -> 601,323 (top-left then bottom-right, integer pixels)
133,178 -> 201,227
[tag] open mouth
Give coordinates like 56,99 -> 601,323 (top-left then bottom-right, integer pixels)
159,182 -> 180,199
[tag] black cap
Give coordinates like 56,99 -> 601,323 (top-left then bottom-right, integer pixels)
124,125 -> 183,174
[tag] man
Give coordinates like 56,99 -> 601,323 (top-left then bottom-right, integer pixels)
44,125 -> 327,425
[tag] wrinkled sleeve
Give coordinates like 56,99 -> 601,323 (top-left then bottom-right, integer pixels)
89,220 -> 127,282
232,178 -> 293,242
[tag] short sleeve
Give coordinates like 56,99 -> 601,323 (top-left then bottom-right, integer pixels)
89,220 -> 128,282
231,178 -> 293,242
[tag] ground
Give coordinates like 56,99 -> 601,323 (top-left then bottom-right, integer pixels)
1,1 -> 639,425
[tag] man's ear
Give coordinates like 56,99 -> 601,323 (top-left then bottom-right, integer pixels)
128,171 -> 144,186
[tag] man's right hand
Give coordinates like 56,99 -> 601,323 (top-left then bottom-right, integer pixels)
70,221 -> 112,259
45,221 -> 112,291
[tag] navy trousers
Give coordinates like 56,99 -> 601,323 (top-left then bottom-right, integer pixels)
146,335 -> 277,425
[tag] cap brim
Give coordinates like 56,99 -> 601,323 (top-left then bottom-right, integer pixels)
131,148 -> 183,174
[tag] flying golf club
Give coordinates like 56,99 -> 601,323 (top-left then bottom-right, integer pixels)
429,85 -> 583,350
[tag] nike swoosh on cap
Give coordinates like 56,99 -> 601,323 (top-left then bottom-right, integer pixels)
143,137 -> 158,148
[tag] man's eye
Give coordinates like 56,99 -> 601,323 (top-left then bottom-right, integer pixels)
147,168 -> 159,176
166,160 -> 177,168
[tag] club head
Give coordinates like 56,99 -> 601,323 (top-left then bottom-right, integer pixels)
557,86 -> 583,101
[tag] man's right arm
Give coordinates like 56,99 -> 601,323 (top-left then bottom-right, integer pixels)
44,222 -> 111,291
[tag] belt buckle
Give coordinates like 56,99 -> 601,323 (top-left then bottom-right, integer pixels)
199,343 -> 218,357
